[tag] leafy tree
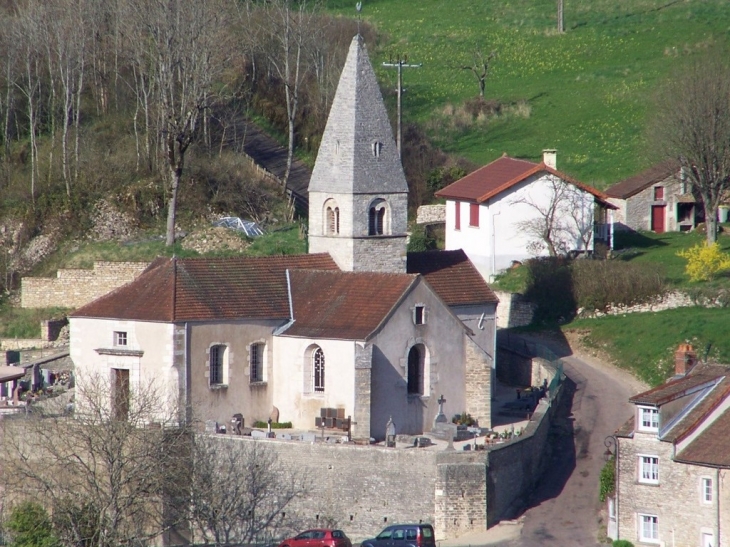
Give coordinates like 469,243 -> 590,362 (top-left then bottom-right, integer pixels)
5,501 -> 59,547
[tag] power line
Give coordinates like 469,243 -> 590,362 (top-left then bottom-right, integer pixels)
382,55 -> 421,157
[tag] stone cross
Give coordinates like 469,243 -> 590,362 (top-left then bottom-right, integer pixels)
434,394 -> 447,425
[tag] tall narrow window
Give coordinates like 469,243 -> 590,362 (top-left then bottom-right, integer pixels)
313,348 -> 325,392
368,200 -> 387,235
209,345 -> 226,386
327,207 -> 335,234
414,305 -> 425,325
250,343 -> 264,383
653,186 -> 664,200
111,368 -> 130,422
469,203 -> 480,227
639,514 -> 658,542
407,345 -> 424,395
455,202 -> 461,230
639,456 -> 659,484
701,477 -> 713,503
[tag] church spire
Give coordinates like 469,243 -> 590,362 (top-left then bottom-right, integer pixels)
308,35 -> 409,274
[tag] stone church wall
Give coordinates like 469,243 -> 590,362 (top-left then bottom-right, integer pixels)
21,261 -> 149,309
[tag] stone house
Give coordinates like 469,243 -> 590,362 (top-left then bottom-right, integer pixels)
435,151 -> 615,281
69,35 -> 499,441
610,345 -> 730,546
605,160 -> 701,233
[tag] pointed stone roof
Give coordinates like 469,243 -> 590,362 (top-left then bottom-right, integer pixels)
308,35 -> 408,195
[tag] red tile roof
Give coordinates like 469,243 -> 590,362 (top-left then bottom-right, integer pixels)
674,405 -> 730,467
604,160 -> 681,199
435,155 -> 614,207
407,250 -> 499,306
71,254 -> 339,322
283,270 -> 418,340
629,365 -> 728,407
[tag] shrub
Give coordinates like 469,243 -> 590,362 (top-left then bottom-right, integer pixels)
5,501 -> 59,547
599,457 -> 615,502
612,541 -> 634,547
677,242 -> 730,281
407,225 -> 437,252
524,257 -> 576,324
253,421 -> 293,429
572,259 -> 666,312
452,412 -> 477,426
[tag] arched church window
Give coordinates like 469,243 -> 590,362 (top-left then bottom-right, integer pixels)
371,141 -> 383,157
324,201 -> 340,235
368,199 -> 388,236
313,348 -> 325,392
407,345 -> 424,395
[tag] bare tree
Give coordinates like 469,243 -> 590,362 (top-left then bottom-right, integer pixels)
461,48 -> 496,98
124,0 -> 229,247
0,375 -> 192,547
255,0 -> 318,195
650,52 -> 730,244
189,436 -> 309,547
512,176 -> 594,257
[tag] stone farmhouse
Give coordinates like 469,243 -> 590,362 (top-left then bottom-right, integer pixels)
609,345 -> 730,546
435,151 -> 616,281
69,35 -> 499,441
605,159 -> 701,233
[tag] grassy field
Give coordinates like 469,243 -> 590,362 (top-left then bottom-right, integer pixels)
565,307 -> 730,387
326,0 -> 730,187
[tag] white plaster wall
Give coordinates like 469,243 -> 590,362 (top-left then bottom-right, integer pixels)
70,317 -> 176,419
272,337 -> 356,429
444,174 -> 595,280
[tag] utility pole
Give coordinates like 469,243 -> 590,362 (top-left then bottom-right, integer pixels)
382,55 -> 421,157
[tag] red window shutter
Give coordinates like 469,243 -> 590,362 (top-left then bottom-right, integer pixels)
455,202 -> 461,230
470,203 -> 479,227
654,187 -> 664,200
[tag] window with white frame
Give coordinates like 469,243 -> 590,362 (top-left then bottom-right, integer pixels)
414,305 -> 426,325
313,348 -> 325,392
701,477 -> 713,503
250,343 -> 264,383
114,331 -> 128,347
638,513 -> 659,543
209,344 -> 228,387
638,406 -> 659,432
639,455 -> 659,484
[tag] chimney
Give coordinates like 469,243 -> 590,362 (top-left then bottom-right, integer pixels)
674,343 -> 697,376
542,149 -> 557,169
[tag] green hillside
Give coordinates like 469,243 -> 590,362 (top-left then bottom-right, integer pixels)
327,0 -> 730,187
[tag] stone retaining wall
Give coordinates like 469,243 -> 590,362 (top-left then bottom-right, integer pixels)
21,261 -> 149,309
416,205 -> 446,225
494,291 -> 536,329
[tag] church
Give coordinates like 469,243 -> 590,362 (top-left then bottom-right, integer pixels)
69,36 -> 498,440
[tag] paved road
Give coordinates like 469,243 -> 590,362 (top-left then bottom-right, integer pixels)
446,333 -> 647,547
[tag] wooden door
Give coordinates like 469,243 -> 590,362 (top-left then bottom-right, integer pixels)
651,205 -> 666,233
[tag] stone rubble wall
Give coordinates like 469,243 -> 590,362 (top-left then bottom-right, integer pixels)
21,261 -> 150,309
493,291 -> 536,329
578,290 -> 722,318
416,205 -> 446,225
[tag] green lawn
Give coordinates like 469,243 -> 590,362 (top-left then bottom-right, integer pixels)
566,307 -> 730,387
326,0 -> 730,187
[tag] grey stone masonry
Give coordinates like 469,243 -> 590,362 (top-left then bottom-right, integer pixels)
465,336 -> 491,428
416,205 -> 446,225
308,35 -> 408,196
354,343 -> 373,440
308,35 -> 408,274
616,432 -> 721,546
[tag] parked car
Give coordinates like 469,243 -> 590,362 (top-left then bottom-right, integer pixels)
278,529 -> 352,547
360,524 -> 436,547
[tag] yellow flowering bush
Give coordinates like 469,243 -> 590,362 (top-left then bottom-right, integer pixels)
677,242 -> 730,281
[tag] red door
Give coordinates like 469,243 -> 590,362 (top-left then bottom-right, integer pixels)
651,205 -> 666,233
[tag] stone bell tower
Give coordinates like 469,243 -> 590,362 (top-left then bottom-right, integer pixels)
308,35 -> 409,273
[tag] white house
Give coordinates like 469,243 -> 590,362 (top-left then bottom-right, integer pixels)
435,151 -> 615,281
69,35 -> 499,441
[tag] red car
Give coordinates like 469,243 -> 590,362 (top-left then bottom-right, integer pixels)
278,529 -> 352,547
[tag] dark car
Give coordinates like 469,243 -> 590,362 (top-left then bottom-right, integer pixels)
360,524 -> 436,547
278,529 -> 352,547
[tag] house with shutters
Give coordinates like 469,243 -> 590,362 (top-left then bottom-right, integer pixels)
605,160 -> 701,233
435,151 -> 615,281
609,345 -> 730,546
69,35 -> 499,441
